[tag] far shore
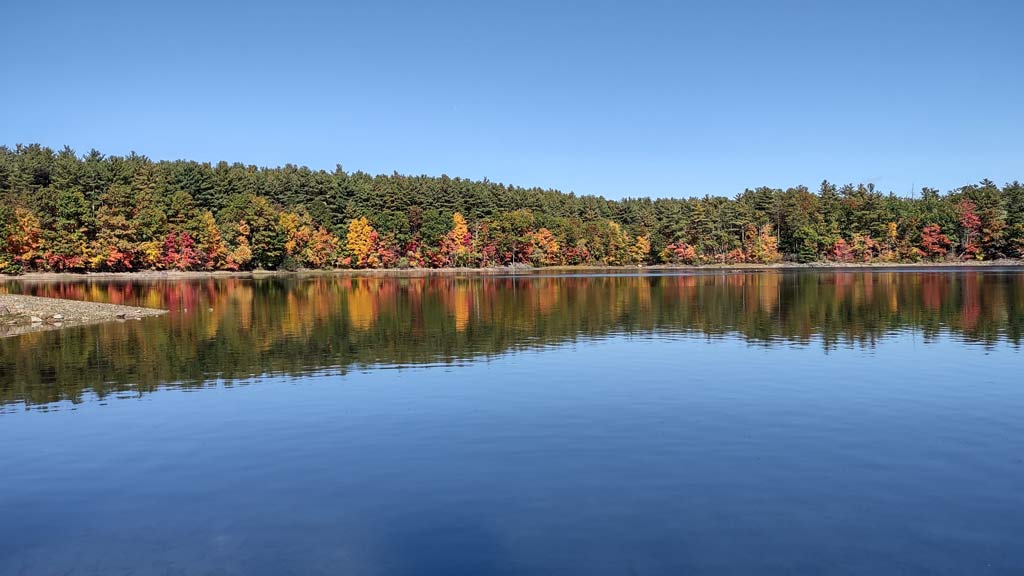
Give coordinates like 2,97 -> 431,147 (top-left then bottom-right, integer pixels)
3,259 -> 1022,281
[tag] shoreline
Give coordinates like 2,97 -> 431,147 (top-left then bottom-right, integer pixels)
0,294 -> 167,338
2,259 -> 1022,281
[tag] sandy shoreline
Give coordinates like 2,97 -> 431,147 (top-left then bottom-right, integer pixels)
0,294 -> 168,338
1,259 -> 1022,281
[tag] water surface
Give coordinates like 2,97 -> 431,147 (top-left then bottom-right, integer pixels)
2,270 -> 1023,574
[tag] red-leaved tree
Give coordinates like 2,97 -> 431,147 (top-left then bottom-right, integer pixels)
161,231 -> 201,270
957,200 -> 982,259
920,224 -> 951,260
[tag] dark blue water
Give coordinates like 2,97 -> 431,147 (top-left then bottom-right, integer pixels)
2,271 -> 1023,574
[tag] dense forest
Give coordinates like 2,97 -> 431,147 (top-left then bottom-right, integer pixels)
2,144 -> 1022,274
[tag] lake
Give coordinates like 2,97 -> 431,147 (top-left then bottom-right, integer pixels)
2,269 -> 1023,575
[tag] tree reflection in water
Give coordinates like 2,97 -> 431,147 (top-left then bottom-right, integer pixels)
1,270 -> 1021,408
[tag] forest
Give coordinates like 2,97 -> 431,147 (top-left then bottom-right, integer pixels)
1,144 -> 1022,273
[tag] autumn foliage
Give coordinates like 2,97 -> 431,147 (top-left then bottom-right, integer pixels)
2,145 -> 1022,274
920,224 -> 952,260
4,208 -> 44,268
957,200 -> 983,260
161,231 -> 201,270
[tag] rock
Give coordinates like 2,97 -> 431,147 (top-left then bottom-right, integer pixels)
0,293 -> 167,333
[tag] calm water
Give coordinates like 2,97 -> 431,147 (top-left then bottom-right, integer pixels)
2,270 -> 1023,575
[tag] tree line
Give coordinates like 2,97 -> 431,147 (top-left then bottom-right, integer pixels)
2,144 -> 1022,273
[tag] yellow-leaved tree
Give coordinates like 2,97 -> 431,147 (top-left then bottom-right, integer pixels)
628,235 -> 651,264
442,212 -> 474,266
346,217 -> 380,268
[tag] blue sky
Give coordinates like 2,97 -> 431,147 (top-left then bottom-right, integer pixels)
3,0 -> 1021,199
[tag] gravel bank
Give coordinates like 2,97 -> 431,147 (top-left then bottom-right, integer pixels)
0,294 -> 167,337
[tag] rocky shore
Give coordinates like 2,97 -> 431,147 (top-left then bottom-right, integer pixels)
0,294 -> 167,337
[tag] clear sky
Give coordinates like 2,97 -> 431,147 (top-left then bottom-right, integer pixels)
3,0 -> 1021,199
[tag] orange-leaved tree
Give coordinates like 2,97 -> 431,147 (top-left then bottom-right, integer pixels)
5,207 -> 45,269
530,227 -> 562,266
